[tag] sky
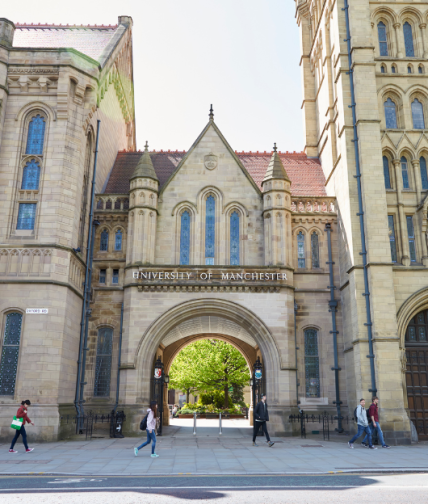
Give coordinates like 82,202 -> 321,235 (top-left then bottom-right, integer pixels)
4,0 -> 304,153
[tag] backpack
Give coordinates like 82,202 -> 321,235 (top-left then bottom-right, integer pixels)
139,413 -> 148,431
353,405 -> 372,424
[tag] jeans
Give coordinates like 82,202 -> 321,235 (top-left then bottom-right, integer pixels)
10,425 -> 28,450
253,421 -> 270,442
363,423 -> 386,446
349,424 -> 372,446
137,429 -> 156,454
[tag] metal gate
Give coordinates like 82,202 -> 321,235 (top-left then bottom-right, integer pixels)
150,356 -> 165,436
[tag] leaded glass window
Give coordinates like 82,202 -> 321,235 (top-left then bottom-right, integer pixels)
305,329 -> 320,398
94,327 -> 113,397
17,203 -> 36,230
0,313 -> 23,395
114,230 -> 122,251
230,211 -> 240,265
25,115 -> 46,155
21,160 -> 41,190
297,231 -> 305,268
420,157 -> 428,190
100,229 -> 108,251
311,232 -> 319,268
388,215 -> 397,262
406,310 -> 428,343
383,156 -> 391,189
205,196 -> 215,265
401,156 -> 410,189
407,215 -> 416,262
412,99 -> 425,129
180,211 -> 190,265
377,22 -> 388,56
403,22 -> 415,57
384,98 -> 398,129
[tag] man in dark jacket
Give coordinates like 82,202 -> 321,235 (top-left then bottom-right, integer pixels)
253,394 -> 274,447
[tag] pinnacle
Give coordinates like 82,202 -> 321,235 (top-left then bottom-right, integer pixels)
262,144 -> 290,185
130,141 -> 158,182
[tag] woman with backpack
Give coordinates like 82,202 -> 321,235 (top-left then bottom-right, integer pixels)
9,400 -> 35,454
134,401 -> 159,458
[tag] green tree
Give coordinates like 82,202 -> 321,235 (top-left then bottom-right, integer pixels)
169,339 -> 250,408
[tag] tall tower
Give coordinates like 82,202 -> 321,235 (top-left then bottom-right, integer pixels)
294,0 -> 428,443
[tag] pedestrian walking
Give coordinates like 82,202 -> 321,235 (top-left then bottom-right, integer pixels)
348,398 -> 377,449
134,401 -> 159,458
9,400 -> 35,454
362,397 -> 391,449
253,394 -> 274,447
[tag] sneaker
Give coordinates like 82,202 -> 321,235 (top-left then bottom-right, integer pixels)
369,446 -> 377,450
134,447 -> 138,457
348,442 -> 354,449
252,442 -> 258,446
268,441 -> 275,447
382,445 -> 391,449
361,442 -> 368,448
9,449 -> 18,454
151,453 -> 159,458
25,448 -> 34,453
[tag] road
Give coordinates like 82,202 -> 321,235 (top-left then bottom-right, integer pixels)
1,473 -> 428,503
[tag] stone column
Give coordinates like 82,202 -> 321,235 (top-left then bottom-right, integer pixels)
394,23 -> 404,58
412,159 -> 422,205
420,24 -> 428,58
393,159 -> 410,265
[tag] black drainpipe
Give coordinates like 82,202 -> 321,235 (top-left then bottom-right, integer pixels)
113,302 -> 124,414
74,119 -> 101,430
325,223 -> 343,432
294,301 -> 300,406
343,0 -> 377,396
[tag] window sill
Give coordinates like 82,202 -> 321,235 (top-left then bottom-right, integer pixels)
299,397 -> 328,406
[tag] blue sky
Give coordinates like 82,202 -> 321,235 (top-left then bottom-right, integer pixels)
5,0 -> 304,152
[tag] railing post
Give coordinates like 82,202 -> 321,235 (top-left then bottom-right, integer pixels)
193,412 -> 196,436
219,412 -> 222,435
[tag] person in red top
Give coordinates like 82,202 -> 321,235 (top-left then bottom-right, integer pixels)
362,396 -> 391,449
9,400 -> 35,454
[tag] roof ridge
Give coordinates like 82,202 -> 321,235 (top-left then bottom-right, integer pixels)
15,23 -> 117,29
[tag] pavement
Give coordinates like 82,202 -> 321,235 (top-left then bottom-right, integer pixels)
1,418 -> 428,476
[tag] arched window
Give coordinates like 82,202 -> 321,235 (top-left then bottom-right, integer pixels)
384,98 -> 398,129
403,22 -> 415,57
420,156 -> 428,190
311,232 -> 319,268
383,156 -> 391,189
381,65 -> 386,74
180,211 -> 190,265
21,160 -> 41,190
401,156 -> 410,188
388,215 -> 397,262
25,114 -> 46,155
100,229 -> 109,251
230,211 -> 240,265
205,196 -> 215,265
297,231 -> 305,268
408,66 -> 412,74
94,327 -> 113,397
391,65 -> 396,74
304,329 -> 320,398
377,22 -> 388,56
419,66 -> 424,74
412,99 -> 425,129
407,215 -> 416,262
0,313 -> 23,395
114,229 -> 122,251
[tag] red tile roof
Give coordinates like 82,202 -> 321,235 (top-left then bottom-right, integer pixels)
13,24 -> 119,61
104,150 -> 326,197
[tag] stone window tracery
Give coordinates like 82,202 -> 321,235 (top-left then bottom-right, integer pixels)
411,99 -> 425,129
403,22 -> 415,57
230,211 -> 240,266
114,229 -> 122,251
297,231 -> 305,268
21,159 -> 41,190
311,232 -> 319,268
401,156 -> 410,189
377,22 -> 388,56
180,211 -> 190,265
205,195 -> 215,265
305,329 -> 320,398
100,229 -> 109,251
94,327 -> 113,397
0,313 -> 23,396
25,114 -> 45,155
384,98 -> 398,129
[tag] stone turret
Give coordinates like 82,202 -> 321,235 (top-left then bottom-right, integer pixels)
127,142 -> 159,264
0,18 -> 15,47
262,144 -> 292,266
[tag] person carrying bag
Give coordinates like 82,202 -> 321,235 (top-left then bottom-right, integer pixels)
9,400 -> 35,454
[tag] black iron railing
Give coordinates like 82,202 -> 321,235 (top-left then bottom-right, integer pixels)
289,410 -> 349,440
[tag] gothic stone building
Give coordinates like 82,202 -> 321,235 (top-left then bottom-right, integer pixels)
0,2 -> 427,443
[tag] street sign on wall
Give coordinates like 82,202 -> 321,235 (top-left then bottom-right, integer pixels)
26,308 -> 48,314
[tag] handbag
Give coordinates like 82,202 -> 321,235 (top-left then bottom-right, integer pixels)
11,416 -> 23,430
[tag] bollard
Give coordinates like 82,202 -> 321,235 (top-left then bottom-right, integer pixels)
193,412 -> 197,436
219,412 -> 222,435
